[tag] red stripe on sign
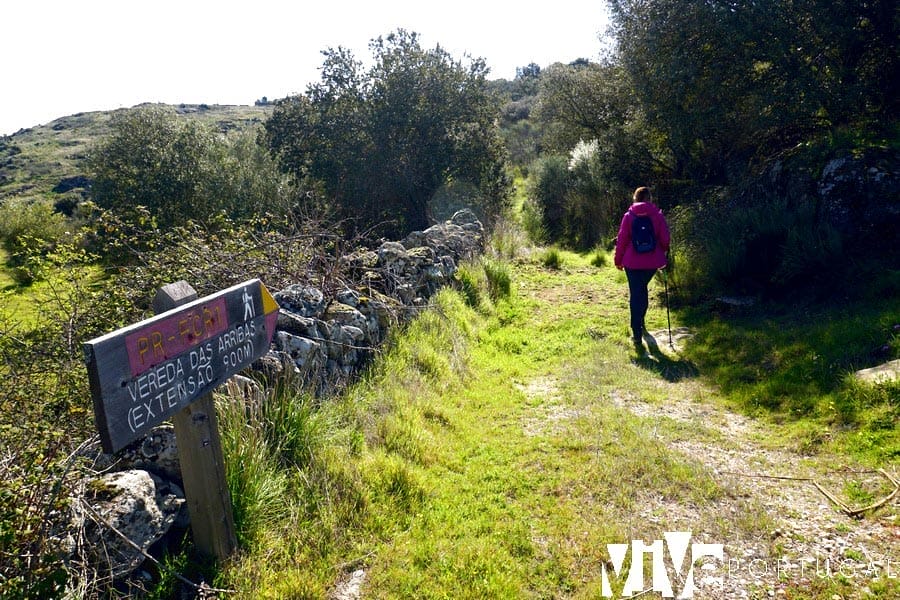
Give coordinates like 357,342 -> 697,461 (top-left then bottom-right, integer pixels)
125,297 -> 229,377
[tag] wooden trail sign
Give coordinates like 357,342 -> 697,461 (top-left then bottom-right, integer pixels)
84,278 -> 280,454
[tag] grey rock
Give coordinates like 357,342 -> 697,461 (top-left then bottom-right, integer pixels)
75,470 -> 184,579
274,285 -> 326,319
274,331 -> 325,371
277,310 -> 322,339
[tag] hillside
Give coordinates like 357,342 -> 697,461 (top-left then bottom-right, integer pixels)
0,103 -> 272,205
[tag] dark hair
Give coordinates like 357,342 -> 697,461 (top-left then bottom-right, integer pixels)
633,187 -> 652,203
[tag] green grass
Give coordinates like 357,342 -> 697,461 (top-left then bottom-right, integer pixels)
217,250 -> 784,597
680,295 -> 900,463
0,246 -> 106,330
225,246 -> 895,597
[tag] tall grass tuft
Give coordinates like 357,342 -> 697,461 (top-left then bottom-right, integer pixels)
482,258 -> 512,300
489,216 -> 528,260
590,249 -> 608,268
455,262 -> 486,308
540,247 -> 563,269
217,381 -> 292,548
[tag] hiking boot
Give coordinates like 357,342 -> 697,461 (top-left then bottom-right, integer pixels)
632,336 -> 645,354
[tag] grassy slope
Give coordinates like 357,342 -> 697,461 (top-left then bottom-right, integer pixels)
0,103 -> 271,203
218,249 -> 898,598
0,103 -> 272,327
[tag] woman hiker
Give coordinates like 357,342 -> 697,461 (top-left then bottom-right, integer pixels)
614,186 -> 671,353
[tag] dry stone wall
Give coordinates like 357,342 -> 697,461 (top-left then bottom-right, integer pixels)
64,209 -> 484,583
263,208 -> 483,383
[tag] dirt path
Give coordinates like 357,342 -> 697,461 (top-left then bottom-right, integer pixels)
517,265 -> 899,598
516,358 -> 898,598
608,370 -> 898,598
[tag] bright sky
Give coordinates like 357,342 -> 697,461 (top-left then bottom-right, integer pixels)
2,0 -> 611,136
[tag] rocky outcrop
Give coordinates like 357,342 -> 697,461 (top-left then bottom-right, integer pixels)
816,149 -> 900,239
762,147 -> 900,243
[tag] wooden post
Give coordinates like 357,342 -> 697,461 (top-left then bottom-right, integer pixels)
152,281 -> 237,561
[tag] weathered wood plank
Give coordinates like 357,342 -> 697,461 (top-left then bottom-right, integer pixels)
84,278 -> 279,453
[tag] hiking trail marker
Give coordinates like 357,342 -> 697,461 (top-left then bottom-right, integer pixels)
84,279 -> 279,559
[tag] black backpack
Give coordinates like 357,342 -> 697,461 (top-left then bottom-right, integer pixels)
629,210 -> 656,254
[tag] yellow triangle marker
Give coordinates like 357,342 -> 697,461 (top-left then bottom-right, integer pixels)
260,281 -> 279,315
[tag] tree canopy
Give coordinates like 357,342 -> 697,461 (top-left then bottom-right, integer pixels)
609,0 -> 898,183
89,106 -> 291,228
263,30 -> 511,237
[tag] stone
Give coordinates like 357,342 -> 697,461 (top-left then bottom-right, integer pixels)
127,426 -> 181,484
377,241 -> 409,270
344,249 -> 378,269
277,310 -> 322,339
331,568 -> 366,600
406,245 -> 436,265
647,327 -> 694,353
274,285 -> 326,319
274,331 -> 325,371
336,288 -> 361,307
79,425 -> 181,484
253,349 -> 289,379
75,470 -> 184,579
716,296 -> 756,308
854,359 -> 900,384
323,302 -> 368,332
449,208 -> 480,227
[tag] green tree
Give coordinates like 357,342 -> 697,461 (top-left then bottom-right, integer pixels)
492,64 -> 547,169
609,0 -> 898,183
533,60 -> 663,208
264,30 -> 511,237
89,107 -> 293,229
752,0 -> 898,132
610,0 -> 766,183
89,107 -> 223,227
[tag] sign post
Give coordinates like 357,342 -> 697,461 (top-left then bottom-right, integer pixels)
84,279 -> 280,559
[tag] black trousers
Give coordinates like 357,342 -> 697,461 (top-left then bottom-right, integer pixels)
625,268 -> 657,339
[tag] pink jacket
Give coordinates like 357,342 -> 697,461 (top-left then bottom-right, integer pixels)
614,201 -> 670,270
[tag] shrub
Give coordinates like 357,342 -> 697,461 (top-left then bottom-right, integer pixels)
669,194 -> 845,298
519,196 -> 547,244
0,199 -> 71,285
88,107 -> 295,229
527,155 -> 570,243
565,140 -> 630,250
526,143 -> 631,251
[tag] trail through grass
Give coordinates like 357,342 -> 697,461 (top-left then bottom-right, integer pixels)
222,250 -> 898,599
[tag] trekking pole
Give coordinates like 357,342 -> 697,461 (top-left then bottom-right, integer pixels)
663,258 -> 673,348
